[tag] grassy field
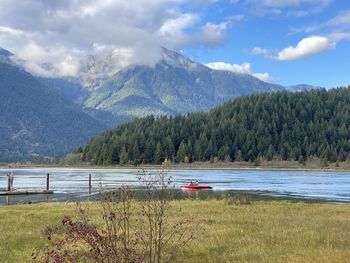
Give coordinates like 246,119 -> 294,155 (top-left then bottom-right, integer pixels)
0,200 -> 349,262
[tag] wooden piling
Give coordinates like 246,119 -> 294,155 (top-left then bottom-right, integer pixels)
7,173 -> 11,192
46,173 -> 50,191
10,173 -> 14,191
6,173 -> 14,192
89,174 -> 92,193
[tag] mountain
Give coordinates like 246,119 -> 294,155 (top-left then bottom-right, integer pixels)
83,48 -> 285,118
8,47 -> 285,121
0,58 -> 108,162
36,77 -> 126,127
38,77 -> 88,106
0,45 -> 328,162
82,87 -> 350,166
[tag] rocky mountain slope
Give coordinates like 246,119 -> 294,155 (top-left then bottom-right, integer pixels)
84,48 -> 285,118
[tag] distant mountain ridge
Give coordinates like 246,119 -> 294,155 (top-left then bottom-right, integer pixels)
83,48 -> 285,118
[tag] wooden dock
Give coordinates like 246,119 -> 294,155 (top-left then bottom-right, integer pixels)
1,172 -> 54,196
0,190 -> 53,196
1,172 -> 94,197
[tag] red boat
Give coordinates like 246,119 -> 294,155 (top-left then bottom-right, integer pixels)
181,185 -> 212,190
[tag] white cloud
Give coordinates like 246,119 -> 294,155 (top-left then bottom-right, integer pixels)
0,25 -> 23,36
291,10 -> 350,35
159,13 -> 200,47
287,8 -> 325,17
226,15 -> 245,22
249,7 -> 282,16
252,72 -> 274,83
198,22 -> 228,47
0,0 -> 228,78
251,47 -> 271,57
328,10 -> 350,26
206,62 -> 251,74
58,57 -> 80,77
329,32 -> 350,42
12,41 -> 81,77
158,17 -> 230,50
275,36 -> 335,61
251,0 -> 332,8
205,62 -> 275,83
256,0 -> 301,8
244,0 -> 332,16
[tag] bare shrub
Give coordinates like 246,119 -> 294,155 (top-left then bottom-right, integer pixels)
136,169 -> 198,263
33,169 -> 200,263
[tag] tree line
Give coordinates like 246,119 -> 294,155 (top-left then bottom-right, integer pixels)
82,87 -> 350,165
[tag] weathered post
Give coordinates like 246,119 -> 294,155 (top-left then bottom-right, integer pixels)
10,173 -> 14,191
89,174 -> 92,194
46,173 -> 50,191
7,173 -> 10,192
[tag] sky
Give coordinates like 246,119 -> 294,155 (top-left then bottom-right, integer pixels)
0,0 -> 349,87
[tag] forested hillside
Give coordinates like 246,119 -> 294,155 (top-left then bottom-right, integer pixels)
0,62 -> 107,161
83,87 -> 350,165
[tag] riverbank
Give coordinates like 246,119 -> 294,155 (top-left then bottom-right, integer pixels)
1,200 -> 349,262
2,160 -> 350,171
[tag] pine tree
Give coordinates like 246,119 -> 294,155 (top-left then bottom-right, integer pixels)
266,144 -> 274,161
154,141 -> 162,164
193,140 -> 202,161
119,146 -> 128,165
235,150 -> 243,161
131,141 -> 140,163
176,141 -> 186,163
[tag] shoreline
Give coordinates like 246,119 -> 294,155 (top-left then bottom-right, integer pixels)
1,162 -> 350,172
1,188 -> 343,206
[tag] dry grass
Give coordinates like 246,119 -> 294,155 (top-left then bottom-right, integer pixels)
0,200 -> 349,262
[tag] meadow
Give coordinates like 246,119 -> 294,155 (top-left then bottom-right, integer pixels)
0,199 -> 349,262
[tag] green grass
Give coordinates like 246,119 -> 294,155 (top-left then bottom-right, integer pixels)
0,200 -> 349,262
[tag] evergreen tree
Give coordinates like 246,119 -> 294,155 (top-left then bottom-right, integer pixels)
154,141 -> 163,164
131,141 -> 140,163
266,144 -> 274,161
176,141 -> 186,163
119,146 -> 128,165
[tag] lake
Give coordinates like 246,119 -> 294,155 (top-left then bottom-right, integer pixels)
0,168 -> 349,204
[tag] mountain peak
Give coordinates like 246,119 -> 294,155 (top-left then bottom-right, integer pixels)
160,47 -> 201,70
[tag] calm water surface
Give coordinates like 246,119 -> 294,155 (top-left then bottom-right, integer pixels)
0,168 -> 349,204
